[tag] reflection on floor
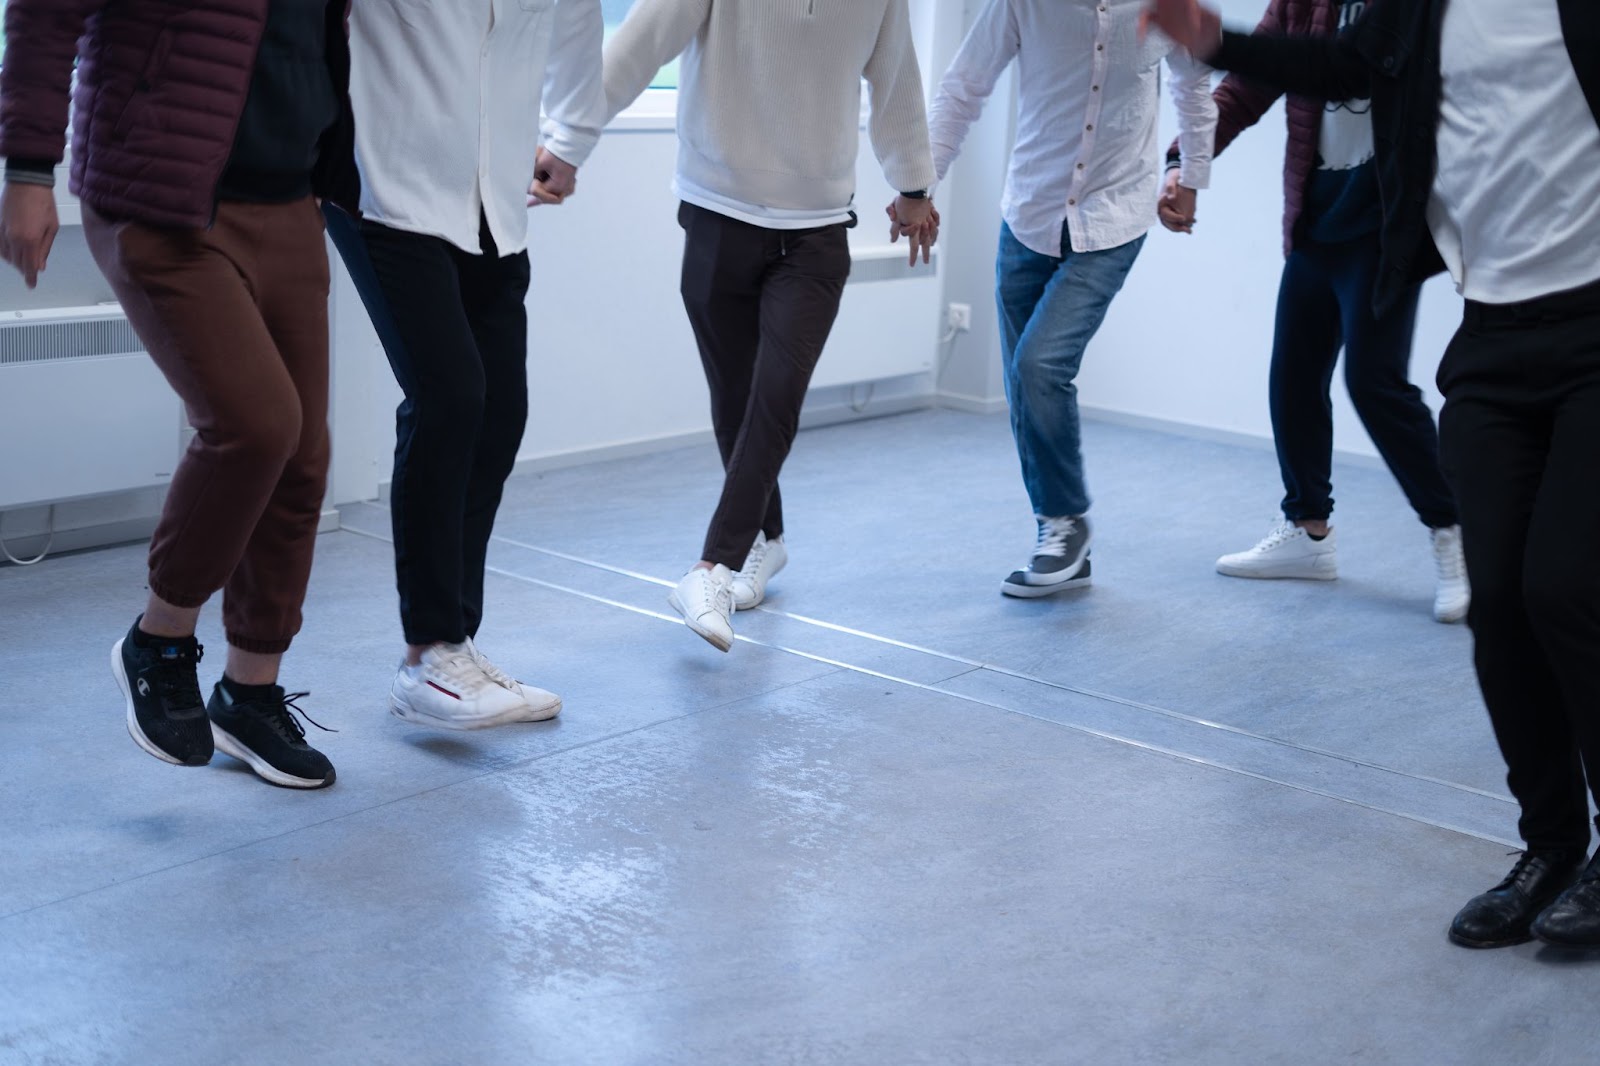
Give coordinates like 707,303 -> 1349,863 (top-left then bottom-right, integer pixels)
4,409 -> 1598,1065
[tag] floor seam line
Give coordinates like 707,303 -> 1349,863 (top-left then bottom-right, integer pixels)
333,524 -> 1517,845
345,519 -> 1516,809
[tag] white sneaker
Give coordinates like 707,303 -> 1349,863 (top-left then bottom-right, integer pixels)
1216,520 -> 1338,580
668,565 -> 735,652
1431,525 -> 1471,624
732,534 -> 788,611
389,643 -> 529,730
465,637 -> 562,722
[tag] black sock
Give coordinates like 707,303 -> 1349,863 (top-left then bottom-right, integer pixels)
220,676 -> 279,703
131,619 -> 195,651
1307,531 -> 1328,542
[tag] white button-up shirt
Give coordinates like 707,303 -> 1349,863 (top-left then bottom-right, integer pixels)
1429,0 -> 1600,304
929,0 -> 1216,257
349,0 -> 606,257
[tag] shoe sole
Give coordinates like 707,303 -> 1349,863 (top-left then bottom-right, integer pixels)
387,693 -> 533,731
212,724 -> 335,790
1435,603 -> 1469,625
1531,927 -> 1600,949
1216,561 -> 1338,581
112,638 -> 206,768
1001,574 -> 1093,598
1447,927 -> 1533,949
668,590 -> 733,652
507,697 -> 563,724
1001,555 -> 1093,599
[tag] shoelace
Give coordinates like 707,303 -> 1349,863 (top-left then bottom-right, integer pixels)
433,650 -> 492,694
470,643 -> 519,689
153,642 -> 205,709
1434,534 -> 1466,583
245,691 -> 336,744
1252,521 -> 1302,553
698,572 -> 732,615
1034,517 -> 1079,558
739,540 -> 769,579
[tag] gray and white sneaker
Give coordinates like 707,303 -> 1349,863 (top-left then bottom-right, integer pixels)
465,637 -> 562,722
732,534 -> 788,611
1001,515 -> 1093,598
669,565 -> 735,651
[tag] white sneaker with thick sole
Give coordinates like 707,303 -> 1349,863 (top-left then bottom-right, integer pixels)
1216,520 -> 1338,580
389,643 -> 529,730
465,637 -> 562,722
1431,525 -> 1470,624
668,565 -> 735,652
732,534 -> 788,611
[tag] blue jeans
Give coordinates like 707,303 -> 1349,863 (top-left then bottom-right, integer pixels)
997,221 -> 1144,518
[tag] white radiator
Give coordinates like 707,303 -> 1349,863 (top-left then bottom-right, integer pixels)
0,305 -> 183,510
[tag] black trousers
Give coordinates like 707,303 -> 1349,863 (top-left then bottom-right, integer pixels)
326,208 -> 531,646
1437,278 -> 1600,854
1270,233 -> 1457,528
678,202 -> 851,570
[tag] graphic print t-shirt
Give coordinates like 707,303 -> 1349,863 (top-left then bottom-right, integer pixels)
1301,0 -> 1382,243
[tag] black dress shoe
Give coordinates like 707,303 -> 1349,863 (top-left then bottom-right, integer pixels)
1449,851 -> 1585,948
1532,853 -> 1600,948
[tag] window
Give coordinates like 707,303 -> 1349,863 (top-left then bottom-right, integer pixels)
601,0 -> 679,90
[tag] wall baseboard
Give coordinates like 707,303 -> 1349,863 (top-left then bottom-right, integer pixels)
1079,405 -> 1389,470
936,391 -> 1009,416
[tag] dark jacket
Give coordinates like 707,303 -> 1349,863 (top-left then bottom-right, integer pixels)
1166,0 -> 1340,258
0,0 -> 359,228
1207,0 -> 1600,313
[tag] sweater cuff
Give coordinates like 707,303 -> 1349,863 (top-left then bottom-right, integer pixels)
5,158 -> 57,188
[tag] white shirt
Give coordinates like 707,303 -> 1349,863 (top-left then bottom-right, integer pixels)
928,0 -> 1216,258
551,0 -> 935,230
350,0 -> 606,256
1429,0 -> 1600,304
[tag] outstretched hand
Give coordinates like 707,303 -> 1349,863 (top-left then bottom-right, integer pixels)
1139,0 -> 1224,57
528,147 -> 578,206
887,195 -> 940,267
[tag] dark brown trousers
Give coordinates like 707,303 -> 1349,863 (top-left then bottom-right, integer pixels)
84,198 -> 331,654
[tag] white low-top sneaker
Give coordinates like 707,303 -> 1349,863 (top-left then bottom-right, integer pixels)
465,637 -> 562,722
1216,520 -> 1338,580
1431,525 -> 1471,624
732,534 -> 788,611
668,565 -> 735,652
390,643 -> 529,730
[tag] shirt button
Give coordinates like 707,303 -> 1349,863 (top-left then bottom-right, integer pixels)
1086,124 -> 1094,131
1097,44 -> 1104,51
1069,198 -> 1077,206
1092,85 -> 1100,92
1077,163 -> 1085,170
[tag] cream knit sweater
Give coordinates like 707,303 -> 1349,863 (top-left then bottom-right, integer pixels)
549,0 -> 936,227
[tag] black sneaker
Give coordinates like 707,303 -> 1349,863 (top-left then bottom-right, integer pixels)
112,620 -> 213,766
1001,515 -> 1093,598
208,682 -> 337,790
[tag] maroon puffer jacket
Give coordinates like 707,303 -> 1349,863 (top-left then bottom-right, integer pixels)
1167,0 -> 1341,257
0,0 -> 358,228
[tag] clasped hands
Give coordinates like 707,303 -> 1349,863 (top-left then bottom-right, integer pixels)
885,195 -> 939,267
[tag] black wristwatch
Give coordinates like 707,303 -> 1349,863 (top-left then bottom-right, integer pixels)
899,189 -> 929,200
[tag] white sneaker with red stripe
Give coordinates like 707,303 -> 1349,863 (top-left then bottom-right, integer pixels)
389,642 -> 528,730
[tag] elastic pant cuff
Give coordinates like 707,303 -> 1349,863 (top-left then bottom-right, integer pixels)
147,576 -> 211,610
226,632 -> 294,656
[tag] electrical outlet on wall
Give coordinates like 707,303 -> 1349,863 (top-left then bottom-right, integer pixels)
946,302 -> 972,332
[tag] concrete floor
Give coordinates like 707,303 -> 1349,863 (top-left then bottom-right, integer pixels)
4,409 -> 1599,1065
